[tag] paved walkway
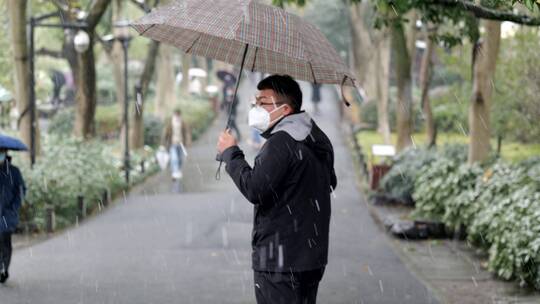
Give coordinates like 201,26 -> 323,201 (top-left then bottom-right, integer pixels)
2,78 -> 437,303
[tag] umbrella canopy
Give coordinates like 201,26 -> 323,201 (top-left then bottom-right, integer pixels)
131,0 -> 356,87
0,134 -> 28,151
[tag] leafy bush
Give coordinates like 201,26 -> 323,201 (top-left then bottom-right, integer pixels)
486,186 -> 540,288
16,136 -> 159,231
95,104 -> 121,139
48,108 -> 74,136
412,157 -> 482,223
395,150 -> 540,289
439,143 -> 468,163
379,147 -> 437,203
18,136 -> 125,230
143,114 -> 164,147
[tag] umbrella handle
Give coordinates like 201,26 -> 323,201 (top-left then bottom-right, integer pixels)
215,43 -> 250,181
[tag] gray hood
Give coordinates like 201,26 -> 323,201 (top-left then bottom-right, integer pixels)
270,112 -> 313,141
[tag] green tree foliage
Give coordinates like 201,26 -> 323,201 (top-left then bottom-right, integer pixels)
303,0 -> 351,58
0,1 -> 14,90
493,28 -> 540,143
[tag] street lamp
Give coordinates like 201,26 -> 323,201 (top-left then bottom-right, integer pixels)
73,30 -> 90,53
28,13 -> 88,168
114,20 -> 133,184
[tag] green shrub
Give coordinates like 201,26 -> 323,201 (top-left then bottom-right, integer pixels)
48,105 -> 121,139
48,108 -> 74,136
438,164 -> 483,229
95,104 -> 121,138
16,137 -> 159,232
18,136 -> 125,230
467,162 -> 532,248
412,156 -> 482,222
379,147 -> 437,203
486,186 -> 540,288
143,114 -> 164,147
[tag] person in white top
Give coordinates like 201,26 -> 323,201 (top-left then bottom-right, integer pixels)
162,109 -> 191,180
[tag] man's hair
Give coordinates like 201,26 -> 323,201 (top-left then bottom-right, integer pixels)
173,108 -> 182,115
257,75 -> 302,113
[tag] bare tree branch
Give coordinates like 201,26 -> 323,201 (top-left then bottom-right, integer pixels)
431,0 -> 540,26
86,0 -> 112,29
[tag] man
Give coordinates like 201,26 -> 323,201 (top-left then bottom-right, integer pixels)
217,75 -> 337,304
0,149 -> 26,284
162,108 -> 191,180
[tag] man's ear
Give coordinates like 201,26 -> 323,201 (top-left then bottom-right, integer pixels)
284,104 -> 294,116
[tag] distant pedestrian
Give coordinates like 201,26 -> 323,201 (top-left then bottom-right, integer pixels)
217,75 -> 337,304
311,83 -> 321,114
0,149 -> 26,284
162,109 -> 191,180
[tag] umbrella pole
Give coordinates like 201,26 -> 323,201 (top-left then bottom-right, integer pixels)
215,44 -> 250,180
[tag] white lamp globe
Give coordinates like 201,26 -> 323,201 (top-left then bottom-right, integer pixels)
74,30 -> 90,53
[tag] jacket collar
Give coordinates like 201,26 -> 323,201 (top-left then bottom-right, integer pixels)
261,111 -> 313,141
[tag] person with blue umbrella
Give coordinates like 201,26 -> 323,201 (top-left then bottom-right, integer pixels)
0,134 -> 27,284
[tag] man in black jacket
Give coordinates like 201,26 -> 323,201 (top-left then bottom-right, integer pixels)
217,75 -> 337,304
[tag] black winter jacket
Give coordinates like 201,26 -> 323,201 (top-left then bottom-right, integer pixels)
0,160 -> 26,233
222,112 -> 337,272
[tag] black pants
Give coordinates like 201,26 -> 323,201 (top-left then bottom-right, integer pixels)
0,232 -> 12,274
254,268 -> 325,304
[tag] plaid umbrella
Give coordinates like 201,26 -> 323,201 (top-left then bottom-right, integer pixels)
132,0 -> 357,178
131,0 -> 356,90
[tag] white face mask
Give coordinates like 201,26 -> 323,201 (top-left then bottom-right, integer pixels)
248,104 -> 285,133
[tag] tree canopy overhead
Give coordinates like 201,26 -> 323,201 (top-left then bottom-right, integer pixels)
274,0 -> 540,26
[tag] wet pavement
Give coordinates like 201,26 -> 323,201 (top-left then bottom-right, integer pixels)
2,78 -> 437,303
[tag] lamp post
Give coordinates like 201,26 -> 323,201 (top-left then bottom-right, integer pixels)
28,13 -> 88,168
114,20 -> 132,184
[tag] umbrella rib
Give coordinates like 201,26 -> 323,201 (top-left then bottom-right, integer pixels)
308,61 -> 317,84
138,24 -> 156,36
185,35 -> 202,54
251,46 -> 258,72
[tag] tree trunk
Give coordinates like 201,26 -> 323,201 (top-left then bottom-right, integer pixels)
468,20 -> 501,163
374,33 -> 391,144
131,41 -> 160,149
350,2 -> 376,100
112,0 -> 128,149
419,33 -> 436,147
7,0 -> 40,161
72,0 -> 111,139
180,53 -> 191,94
155,45 -> 177,118
113,0 -> 126,125
392,22 -> 414,151
74,33 -> 98,139
350,2 -> 390,143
